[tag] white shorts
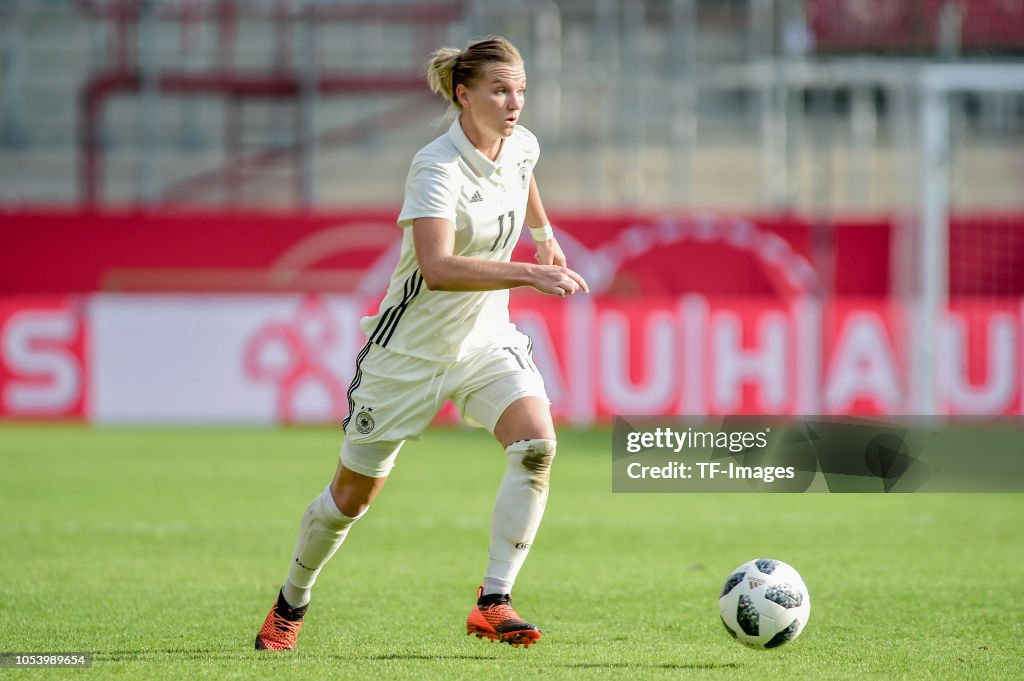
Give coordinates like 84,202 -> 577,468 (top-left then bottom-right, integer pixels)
342,331 -> 548,446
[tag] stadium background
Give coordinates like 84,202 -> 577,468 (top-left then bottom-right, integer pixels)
1,2 -> 1023,679
2,0 -> 1024,421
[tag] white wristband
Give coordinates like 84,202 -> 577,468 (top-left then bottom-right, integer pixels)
528,223 -> 554,242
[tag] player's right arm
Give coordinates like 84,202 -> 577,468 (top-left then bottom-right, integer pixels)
413,217 -> 588,296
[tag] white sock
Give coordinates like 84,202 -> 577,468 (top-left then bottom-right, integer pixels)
281,485 -> 362,608
483,439 -> 557,596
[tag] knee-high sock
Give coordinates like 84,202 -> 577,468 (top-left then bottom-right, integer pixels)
282,486 -> 362,608
483,439 -> 557,596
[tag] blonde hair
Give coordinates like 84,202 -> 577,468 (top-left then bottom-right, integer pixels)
426,36 -> 524,119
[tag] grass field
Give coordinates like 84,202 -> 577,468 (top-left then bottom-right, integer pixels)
1,425 -> 1022,680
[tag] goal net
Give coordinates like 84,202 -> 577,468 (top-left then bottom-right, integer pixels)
897,64 -> 1024,415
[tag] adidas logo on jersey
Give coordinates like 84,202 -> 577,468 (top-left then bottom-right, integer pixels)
469,190 -> 484,203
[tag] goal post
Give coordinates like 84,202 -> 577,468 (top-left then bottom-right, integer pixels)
913,64 -> 1024,414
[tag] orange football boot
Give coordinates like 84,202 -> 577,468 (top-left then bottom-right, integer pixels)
255,589 -> 308,651
466,586 -> 542,648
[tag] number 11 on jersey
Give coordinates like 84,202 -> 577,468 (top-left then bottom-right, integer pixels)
491,210 -> 516,251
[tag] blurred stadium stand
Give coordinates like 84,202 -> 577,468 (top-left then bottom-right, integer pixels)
0,0 -> 1021,211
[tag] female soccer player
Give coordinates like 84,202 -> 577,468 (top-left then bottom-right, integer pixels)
255,36 -> 588,651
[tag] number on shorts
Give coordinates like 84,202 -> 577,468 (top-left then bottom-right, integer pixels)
504,346 -> 537,373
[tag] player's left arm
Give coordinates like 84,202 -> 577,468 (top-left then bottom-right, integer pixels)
525,176 -> 566,267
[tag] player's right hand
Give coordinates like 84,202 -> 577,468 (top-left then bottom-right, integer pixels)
530,265 -> 589,297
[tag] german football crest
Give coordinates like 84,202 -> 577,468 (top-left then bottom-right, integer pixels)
354,407 -> 375,434
519,162 -> 529,189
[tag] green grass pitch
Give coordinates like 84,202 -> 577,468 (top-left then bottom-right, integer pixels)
1,424 -> 1022,680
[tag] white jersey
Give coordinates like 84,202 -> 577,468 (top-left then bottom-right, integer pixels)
359,119 -> 540,362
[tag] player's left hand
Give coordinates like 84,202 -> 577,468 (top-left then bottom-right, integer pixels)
535,237 -> 566,267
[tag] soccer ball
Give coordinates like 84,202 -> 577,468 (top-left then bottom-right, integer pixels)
718,558 -> 811,649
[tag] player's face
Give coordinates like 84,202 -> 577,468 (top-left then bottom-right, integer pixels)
463,62 -> 526,138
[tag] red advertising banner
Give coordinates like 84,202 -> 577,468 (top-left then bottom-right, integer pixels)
4,209 -> 1022,298
0,209 -> 882,297
512,296 -> 907,420
0,297 -> 88,419
2,293 -> 1020,423
3,209 -> 1022,422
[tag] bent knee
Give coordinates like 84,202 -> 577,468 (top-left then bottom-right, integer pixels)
507,438 -> 557,476
328,482 -> 373,519
494,396 -> 555,446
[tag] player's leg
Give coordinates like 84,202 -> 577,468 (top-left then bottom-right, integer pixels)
455,344 -> 555,647
255,439 -> 401,651
488,395 -> 557,595
467,397 -> 556,647
256,344 -> 440,651
283,450 -> 398,608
